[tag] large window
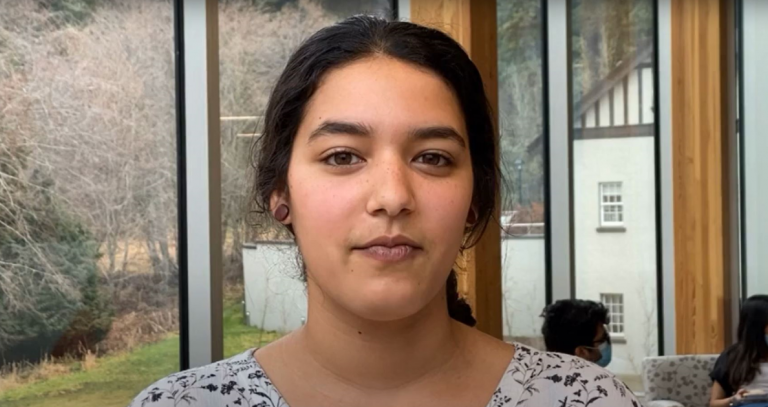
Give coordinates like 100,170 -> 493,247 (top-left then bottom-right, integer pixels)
497,0 -> 547,349
0,1 -> 179,406
219,0 -> 395,357
740,0 -> 768,298
570,0 -> 658,392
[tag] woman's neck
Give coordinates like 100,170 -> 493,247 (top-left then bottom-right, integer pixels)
290,281 -> 465,391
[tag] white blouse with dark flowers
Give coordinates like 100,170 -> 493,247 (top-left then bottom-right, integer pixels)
128,342 -> 641,407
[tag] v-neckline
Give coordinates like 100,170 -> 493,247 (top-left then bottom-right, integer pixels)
246,343 -> 519,407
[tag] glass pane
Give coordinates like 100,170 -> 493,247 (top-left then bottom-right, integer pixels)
497,0 -> 547,349
570,0 -> 657,392
741,0 -> 768,297
0,2 -> 179,406
219,0 -> 394,358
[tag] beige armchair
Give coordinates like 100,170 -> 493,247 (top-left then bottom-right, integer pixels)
642,354 -> 719,407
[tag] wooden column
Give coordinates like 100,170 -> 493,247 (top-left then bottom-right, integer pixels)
411,0 -> 502,339
671,0 -> 735,354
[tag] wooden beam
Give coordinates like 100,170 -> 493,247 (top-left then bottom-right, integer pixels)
671,0 -> 735,354
410,0 -> 502,339
410,0 -> 471,48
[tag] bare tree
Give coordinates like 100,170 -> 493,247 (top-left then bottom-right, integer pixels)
218,1 -> 336,279
0,0 -> 86,349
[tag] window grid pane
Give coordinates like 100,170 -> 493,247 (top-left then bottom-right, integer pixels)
599,182 -> 624,226
600,293 -> 625,336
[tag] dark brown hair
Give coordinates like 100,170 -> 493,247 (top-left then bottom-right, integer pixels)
540,299 -> 610,354
728,295 -> 768,390
252,15 -> 500,327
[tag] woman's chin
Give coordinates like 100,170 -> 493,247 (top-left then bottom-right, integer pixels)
351,305 -> 424,323
344,284 -> 438,322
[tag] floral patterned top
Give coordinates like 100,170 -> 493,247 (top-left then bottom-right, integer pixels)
128,343 -> 640,407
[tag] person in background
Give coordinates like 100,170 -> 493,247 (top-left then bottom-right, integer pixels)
710,295 -> 768,407
541,299 -> 613,368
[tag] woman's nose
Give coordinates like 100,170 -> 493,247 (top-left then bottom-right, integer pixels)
365,156 -> 416,218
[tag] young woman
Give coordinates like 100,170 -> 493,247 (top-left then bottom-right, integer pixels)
129,16 -> 640,407
710,295 -> 768,407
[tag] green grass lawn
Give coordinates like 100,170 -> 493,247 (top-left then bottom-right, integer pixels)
0,298 -> 280,407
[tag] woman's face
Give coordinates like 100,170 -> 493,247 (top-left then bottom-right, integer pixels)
280,56 -> 474,322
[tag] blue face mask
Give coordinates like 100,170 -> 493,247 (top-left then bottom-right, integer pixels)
595,341 -> 613,368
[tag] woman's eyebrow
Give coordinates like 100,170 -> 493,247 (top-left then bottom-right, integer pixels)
308,121 -> 372,143
409,126 -> 466,149
308,121 -> 466,149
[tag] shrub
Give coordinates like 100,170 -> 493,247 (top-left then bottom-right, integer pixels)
0,147 -> 112,364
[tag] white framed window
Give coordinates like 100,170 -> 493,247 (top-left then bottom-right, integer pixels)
599,182 -> 624,226
601,293 -> 625,335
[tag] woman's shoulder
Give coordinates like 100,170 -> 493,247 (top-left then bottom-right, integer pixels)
710,344 -> 738,389
717,343 -> 739,360
493,343 -> 641,407
127,348 -> 286,407
712,344 -> 739,375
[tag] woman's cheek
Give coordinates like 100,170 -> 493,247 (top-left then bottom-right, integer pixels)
291,173 -> 362,234
416,179 -> 472,235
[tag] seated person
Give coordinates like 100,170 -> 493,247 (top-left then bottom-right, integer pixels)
541,299 -> 612,367
710,295 -> 768,407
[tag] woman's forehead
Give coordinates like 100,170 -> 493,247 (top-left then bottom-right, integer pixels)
297,56 -> 467,139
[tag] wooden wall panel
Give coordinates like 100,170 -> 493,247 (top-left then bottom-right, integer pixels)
671,0 -> 734,354
411,0 -> 502,339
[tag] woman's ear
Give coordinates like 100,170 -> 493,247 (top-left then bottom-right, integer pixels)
270,191 -> 291,224
466,206 -> 478,227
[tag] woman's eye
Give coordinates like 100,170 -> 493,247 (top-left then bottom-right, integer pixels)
416,153 -> 451,167
324,151 -> 363,166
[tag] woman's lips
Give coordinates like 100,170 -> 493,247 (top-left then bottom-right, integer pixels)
356,244 -> 418,262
